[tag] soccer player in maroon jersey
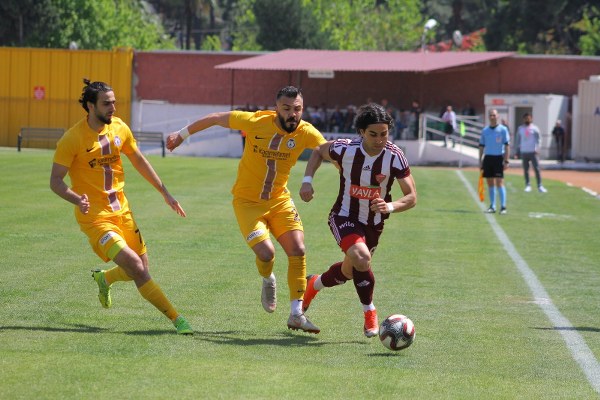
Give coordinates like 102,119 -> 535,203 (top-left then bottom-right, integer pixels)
299,103 -> 417,337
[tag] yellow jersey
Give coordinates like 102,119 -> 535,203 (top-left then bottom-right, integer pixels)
229,110 -> 326,201
53,116 -> 137,223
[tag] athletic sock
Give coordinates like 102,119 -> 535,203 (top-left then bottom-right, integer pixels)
104,266 -> 133,285
255,257 -> 274,279
291,299 -> 303,316
489,186 -> 497,209
320,262 -> 348,288
137,279 -> 178,321
352,268 -> 375,306
362,303 -> 376,312
499,186 -> 506,208
288,255 -> 306,301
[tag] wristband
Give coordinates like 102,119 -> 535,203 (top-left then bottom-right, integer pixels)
386,202 -> 394,213
178,127 -> 190,140
302,176 -> 313,184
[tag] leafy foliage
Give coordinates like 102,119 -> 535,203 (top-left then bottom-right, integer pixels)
308,0 -> 422,51
0,0 -> 175,50
483,0 -> 600,54
1,0 -> 599,54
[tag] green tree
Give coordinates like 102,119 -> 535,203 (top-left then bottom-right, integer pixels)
253,0 -> 329,50
308,0 -> 422,51
483,0 -> 592,54
573,6 -> 600,56
0,0 -> 175,50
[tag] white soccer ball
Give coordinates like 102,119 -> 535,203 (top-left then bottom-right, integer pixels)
379,314 -> 415,351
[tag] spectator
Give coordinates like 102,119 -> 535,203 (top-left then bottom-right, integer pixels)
515,113 -> 547,193
410,100 -> 422,139
441,105 -> 457,148
552,119 -> 566,163
343,105 -> 357,133
461,102 -> 476,116
328,105 -> 344,133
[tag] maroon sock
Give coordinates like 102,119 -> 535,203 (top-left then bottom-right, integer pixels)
320,262 -> 348,288
352,268 -> 375,305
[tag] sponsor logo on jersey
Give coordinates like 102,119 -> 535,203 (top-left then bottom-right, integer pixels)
254,148 -> 291,161
362,165 -> 371,171
99,231 -> 115,246
349,184 -> 381,200
246,229 -> 265,243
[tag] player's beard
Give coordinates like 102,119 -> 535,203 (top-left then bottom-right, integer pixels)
95,110 -> 113,125
277,113 -> 299,133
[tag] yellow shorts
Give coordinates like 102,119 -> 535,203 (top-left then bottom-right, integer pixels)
233,196 -> 303,248
79,211 -> 147,262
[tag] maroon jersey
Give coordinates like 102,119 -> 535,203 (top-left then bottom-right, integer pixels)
329,138 -> 411,225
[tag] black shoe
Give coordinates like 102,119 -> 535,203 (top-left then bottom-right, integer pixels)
499,207 -> 507,215
485,207 -> 496,214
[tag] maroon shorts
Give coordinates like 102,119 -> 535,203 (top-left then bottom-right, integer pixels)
328,212 -> 383,254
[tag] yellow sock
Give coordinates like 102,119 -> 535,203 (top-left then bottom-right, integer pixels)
255,257 -> 274,279
288,255 -> 306,301
104,266 -> 133,285
137,279 -> 179,321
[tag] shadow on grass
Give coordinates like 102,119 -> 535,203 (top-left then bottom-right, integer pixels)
0,323 -> 109,333
368,352 -> 410,357
192,330 -> 368,347
434,208 -> 479,214
0,325 -> 382,347
534,326 -> 600,333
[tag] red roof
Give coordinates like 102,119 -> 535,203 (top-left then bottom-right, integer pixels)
215,49 -> 514,73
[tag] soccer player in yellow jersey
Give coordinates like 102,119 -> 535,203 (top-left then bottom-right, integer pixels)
167,86 -> 325,333
50,79 -> 193,335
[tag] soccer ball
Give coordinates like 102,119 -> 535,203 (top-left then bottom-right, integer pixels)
379,314 -> 415,351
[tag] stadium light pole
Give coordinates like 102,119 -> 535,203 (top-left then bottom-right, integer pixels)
421,19 -> 438,52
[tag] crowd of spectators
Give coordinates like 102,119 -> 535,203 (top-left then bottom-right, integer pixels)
236,99 -> 477,141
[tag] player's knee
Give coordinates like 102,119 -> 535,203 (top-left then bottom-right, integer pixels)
255,248 -> 275,263
349,251 -> 371,271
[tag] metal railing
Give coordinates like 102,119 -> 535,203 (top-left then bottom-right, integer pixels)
421,114 -> 483,148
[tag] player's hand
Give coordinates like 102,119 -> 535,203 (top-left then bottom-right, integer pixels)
78,194 -> 90,214
166,132 -> 183,152
370,198 -> 389,214
163,192 -> 186,217
299,182 -> 314,202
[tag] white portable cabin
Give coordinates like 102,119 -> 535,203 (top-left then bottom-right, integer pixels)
484,94 -> 568,159
572,76 -> 600,162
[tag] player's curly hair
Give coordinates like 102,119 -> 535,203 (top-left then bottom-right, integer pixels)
78,79 -> 112,112
276,86 -> 303,101
354,103 -> 394,133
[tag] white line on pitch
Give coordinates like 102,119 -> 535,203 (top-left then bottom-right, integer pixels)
456,170 -> 600,394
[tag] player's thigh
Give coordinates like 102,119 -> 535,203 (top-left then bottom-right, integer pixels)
232,197 -> 271,248
119,211 -> 147,257
267,197 -> 304,239
80,218 -> 129,262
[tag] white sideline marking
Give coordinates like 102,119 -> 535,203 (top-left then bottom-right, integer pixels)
456,170 -> 600,394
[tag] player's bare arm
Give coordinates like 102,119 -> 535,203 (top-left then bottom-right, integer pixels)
370,174 -> 417,214
166,111 -> 232,151
49,162 -> 90,214
126,149 -> 186,217
503,144 -> 511,170
299,141 -> 333,203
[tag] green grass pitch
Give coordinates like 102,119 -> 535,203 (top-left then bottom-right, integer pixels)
1,147 -> 599,399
